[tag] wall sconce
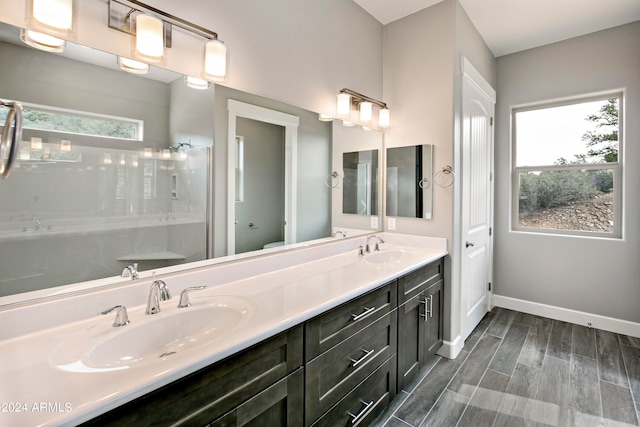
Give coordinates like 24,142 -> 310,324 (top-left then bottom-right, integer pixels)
109,0 -> 228,81
336,88 -> 390,129
26,0 -> 77,36
22,0 -> 76,52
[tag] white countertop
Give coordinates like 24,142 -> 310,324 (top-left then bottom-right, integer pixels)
0,233 -> 447,426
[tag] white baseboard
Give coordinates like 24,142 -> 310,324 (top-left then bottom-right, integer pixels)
492,295 -> 640,338
437,334 -> 464,359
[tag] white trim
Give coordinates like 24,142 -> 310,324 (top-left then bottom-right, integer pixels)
437,335 -> 464,359
227,99 -> 299,255
493,294 -> 640,338
461,57 -> 496,102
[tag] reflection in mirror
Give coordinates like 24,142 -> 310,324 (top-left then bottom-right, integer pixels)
386,144 -> 433,219
0,20 -> 347,307
342,150 -> 379,215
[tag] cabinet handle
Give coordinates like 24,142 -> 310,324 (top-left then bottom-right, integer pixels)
347,399 -> 375,424
349,348 -> 375,368
351,306 -> 376,322
420,295 -> 433,322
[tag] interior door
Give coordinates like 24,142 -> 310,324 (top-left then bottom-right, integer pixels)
460,58 -> 495,339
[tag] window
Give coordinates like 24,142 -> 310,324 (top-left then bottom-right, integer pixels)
512,94 -> 622,238
0,102 -> 143,140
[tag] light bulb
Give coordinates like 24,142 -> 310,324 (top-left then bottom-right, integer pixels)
359,101 -> 372,122
20,28 -> 66,52
118,57 -> 149,74
379,108 -> 390,128
185,76 -> 210,90
32,0 -> 73,30
134,13 -> 164,61
337,93 -> 351,116
203,39 -> 227,81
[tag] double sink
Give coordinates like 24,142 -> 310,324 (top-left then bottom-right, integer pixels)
49,246 -> 411,373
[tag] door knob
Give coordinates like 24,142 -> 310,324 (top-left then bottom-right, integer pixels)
465,241 -> 475,248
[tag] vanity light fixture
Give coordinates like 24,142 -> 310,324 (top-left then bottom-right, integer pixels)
185,76 -> 210,90
336,88 -> 390,129
318,113 -> 333,122
109,0 -> 229,82
60,139 -> 71,152
30,137 -> 43,150
143,147 -> 153,158
118,56 -> 150,74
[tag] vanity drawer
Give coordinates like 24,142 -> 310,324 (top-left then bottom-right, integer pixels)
81,325 -> 303,427
305,310 -> 397,425
311,354 -> 397,427
305,280 -> 397,361
397,258 -> 443,305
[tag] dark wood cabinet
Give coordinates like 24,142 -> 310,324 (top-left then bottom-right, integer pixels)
304,280 -> 397,426
82,256 -> 445,427
209,368 -> 304,427
397,259 -> 444,392
80,325 -> 303,427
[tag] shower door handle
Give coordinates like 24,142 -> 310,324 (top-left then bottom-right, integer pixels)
0,100 -> 23,178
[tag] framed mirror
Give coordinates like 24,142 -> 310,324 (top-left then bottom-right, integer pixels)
386,144 -> 433,219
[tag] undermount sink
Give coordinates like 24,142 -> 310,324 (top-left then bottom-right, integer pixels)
364,249 -> 407,265
50,296 -> 254,372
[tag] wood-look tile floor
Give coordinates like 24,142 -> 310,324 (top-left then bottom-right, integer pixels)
373,307 -> 640,427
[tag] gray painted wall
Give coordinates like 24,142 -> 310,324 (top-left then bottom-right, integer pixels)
383,0 -> 497,346
494,22 -> 640,323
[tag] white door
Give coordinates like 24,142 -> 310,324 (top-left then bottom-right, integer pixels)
460,58 -> 495,339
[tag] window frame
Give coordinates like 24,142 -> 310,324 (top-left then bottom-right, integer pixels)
511,92 -> 623,239
4,101 -> 144,141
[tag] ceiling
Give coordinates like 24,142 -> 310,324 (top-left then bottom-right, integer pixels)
354,0 -> 640,57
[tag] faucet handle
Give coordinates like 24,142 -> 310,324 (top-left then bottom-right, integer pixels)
178,286 -> 207,308
121,263 -> 139,280
100,305 -> 130,327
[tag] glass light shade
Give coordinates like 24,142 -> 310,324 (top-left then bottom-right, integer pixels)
118,57 -> 150,74
31,0 -> 73,30
378,107 -> 390,128
20,28 -> 66,52
336,93 -> 351,116
342,121 -> 355,127
133,13 -> 165,61
162,149 -> 171,159
318,113 -> 333,122
143,148 -> 153,158
359,101 -> 372,122
60,140 -> 71,152
185,76 -> 210,90
203,39 -> 228,81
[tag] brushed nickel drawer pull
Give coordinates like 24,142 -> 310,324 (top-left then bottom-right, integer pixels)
347,399 -> 375,424
351,306 -> 376,322
427,295 -> 433,318
349,348 -> 375,368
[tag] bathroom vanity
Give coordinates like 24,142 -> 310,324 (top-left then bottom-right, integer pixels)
0,233 -> 446,426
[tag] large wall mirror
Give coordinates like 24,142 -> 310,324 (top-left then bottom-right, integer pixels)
386,144 -> 434,219
0,20 -> 379,307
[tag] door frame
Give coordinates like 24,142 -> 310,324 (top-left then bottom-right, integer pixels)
452,57 -> 496,354
227,99 -> 299,255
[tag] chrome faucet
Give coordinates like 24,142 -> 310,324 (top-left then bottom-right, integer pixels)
332,230 -> 346,238
101,305 -> 130,327
121,263 -> 139,280
365,235 -> 384,253
146,279 -> 171,314
34,218 -> 41,231
177,286 -> 207,308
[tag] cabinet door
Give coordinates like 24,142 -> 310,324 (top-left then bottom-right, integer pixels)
397,292 -> 425,392
210,368 -> 304,427
397,259 -> 443,305
424,279 -> 444,357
